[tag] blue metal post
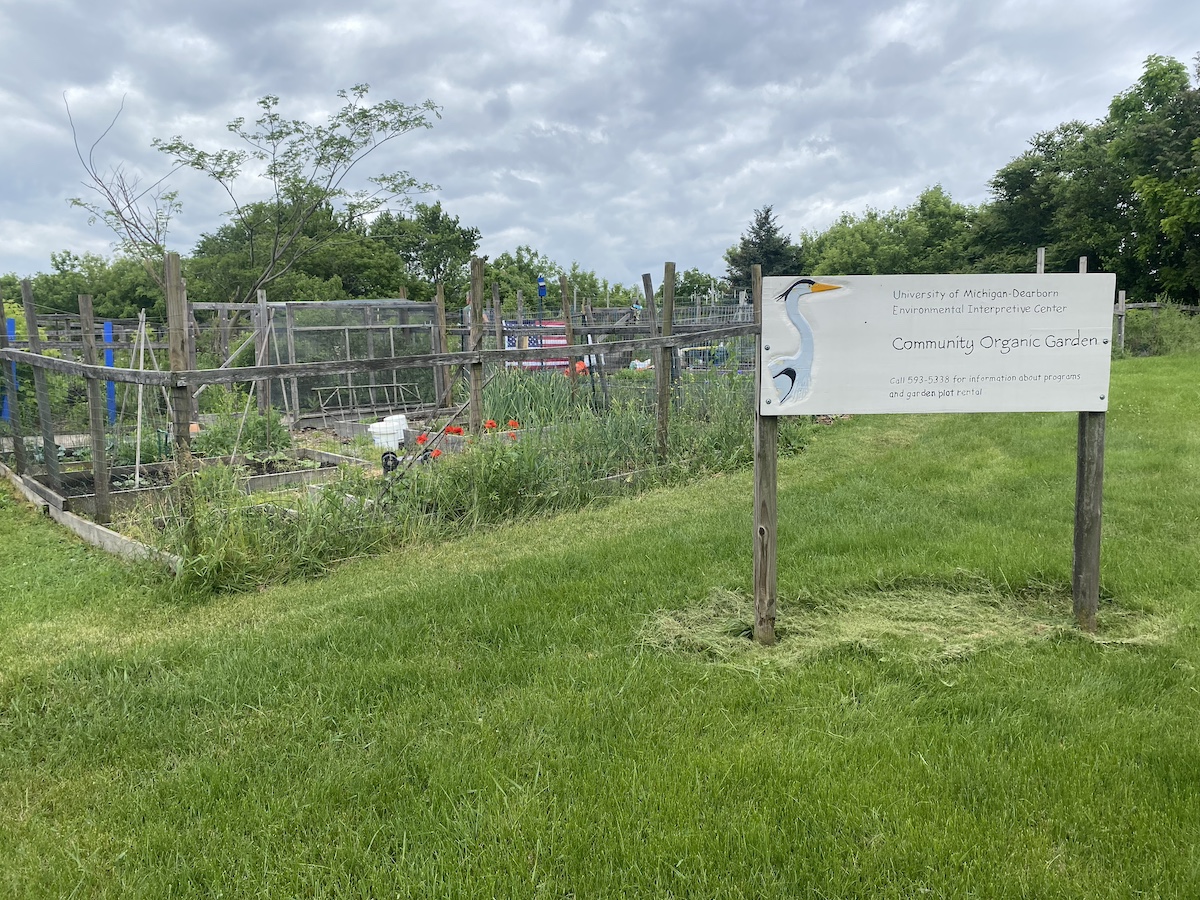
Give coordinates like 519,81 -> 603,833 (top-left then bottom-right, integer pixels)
2,318 -> 14,422
103,321 -> 116,424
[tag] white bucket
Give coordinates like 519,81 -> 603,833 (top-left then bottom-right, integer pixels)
368,420 -> 405,450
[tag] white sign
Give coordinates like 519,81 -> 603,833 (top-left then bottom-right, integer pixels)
760,274 -> 1115,415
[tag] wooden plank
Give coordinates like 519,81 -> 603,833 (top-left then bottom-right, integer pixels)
193,299 -> 424,312
641,272 -> 664,459
751,264 -> 777,646
365,306 -> 378,408
256,290 -> 270,416
559,276 -> 578,399
77,294 -> 111,524
286,303 -> 300,422
1073,411 -> 1105,632
583,299 -> 610,410
287,323 -> 434,334
658,262 -> 675,461
433,283 -> 451,407
0,323 -> 758,390
0,311 -> 28,474
1072,254 -> 1105,632
20,279 -> 60,489
468,258 -> 485,433
48,502 -> 181,571
343,326 -> 354,413
165,253 -> 192,454
1116,289 -> 1127,351
492,281 -> 505,351
0,458 -> 49,509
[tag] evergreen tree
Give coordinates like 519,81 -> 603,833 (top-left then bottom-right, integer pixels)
723,206 -> 804,290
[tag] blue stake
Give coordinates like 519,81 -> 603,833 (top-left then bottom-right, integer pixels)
104,321 -> 116,424
2,318 -> 15,422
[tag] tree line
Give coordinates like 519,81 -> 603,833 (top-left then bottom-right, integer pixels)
5,54 -> 1197,326
725,54 -> 1200,304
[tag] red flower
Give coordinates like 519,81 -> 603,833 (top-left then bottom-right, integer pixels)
507,419 -> 520,429
431,448 -> 443,459
446,425 -> 464,436
416,433 -> 428,445
484,419 -> 497,430
507,431 -> 517,440
575,360 -> 588,373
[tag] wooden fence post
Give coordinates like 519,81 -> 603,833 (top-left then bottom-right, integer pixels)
286,303 -> 300,422
256,290 -> 270,416
77,294 -> 111,524
658,262 -> 675,460
166,253 -> 192,456
560,275 -> 577,400
752,264 -> 777,645
1073,254 -> 1105,632
0,312 -> 28,474
641,273 -> 666,462
365,306 -> 378,410
1116,290 -> 1127,351
468,258 -> 485,433
434,283 -> 452,409
20,279 -> 60,489
492,282 -> 505,351
583,299 -> 611,410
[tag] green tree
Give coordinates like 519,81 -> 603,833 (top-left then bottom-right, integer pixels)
155,84 -> 440,305
370,202 -> 480,300
483,246 -> 563,315
724,206 -> 804,289
1109,54 -> 1200,301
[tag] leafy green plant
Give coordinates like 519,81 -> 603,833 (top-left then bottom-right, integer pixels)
192,386 -> 291,458
1119,303 -> 1200,357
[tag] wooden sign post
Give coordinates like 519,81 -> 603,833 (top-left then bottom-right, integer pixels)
752,261 -> 1113,642
1073,256 -> 1105,632
751,265 -> 777,645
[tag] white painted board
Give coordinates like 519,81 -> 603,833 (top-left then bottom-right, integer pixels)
760,274 -> 1115,415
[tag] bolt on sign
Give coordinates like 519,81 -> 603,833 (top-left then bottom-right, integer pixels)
760,274 -> 1116,416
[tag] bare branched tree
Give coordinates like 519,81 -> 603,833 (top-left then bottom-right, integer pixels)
66,94 -> 182,289
154,84 -> 441,304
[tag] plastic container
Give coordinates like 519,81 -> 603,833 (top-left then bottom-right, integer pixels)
368,417 -> 406,450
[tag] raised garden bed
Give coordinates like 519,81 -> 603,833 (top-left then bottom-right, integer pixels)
19,448 -> 368,521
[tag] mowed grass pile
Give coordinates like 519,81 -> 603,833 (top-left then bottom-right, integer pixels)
2,354 -> 1200,897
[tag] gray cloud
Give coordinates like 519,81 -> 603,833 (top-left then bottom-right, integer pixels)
1,0 -> 1198,286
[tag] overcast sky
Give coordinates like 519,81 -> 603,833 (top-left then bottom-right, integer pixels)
1,0 -> 1197,288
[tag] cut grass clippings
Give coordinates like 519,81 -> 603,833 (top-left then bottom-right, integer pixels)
643,578 -> 1171,670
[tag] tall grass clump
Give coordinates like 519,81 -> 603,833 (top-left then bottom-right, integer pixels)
1120,303 -> 1200,356
142,367 -> 813,594
146,466 -> 412,594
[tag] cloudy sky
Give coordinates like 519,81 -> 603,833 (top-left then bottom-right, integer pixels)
1,0 -> 1197,287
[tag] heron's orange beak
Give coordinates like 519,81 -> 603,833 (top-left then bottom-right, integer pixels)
810,282 -> 840,293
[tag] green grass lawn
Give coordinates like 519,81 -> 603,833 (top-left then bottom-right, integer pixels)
2,354 -> 1199,898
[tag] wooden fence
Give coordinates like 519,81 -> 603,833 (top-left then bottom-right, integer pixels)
0,255 -> 755,525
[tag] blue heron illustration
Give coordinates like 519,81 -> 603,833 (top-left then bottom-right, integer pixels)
768,277 -> 841,403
